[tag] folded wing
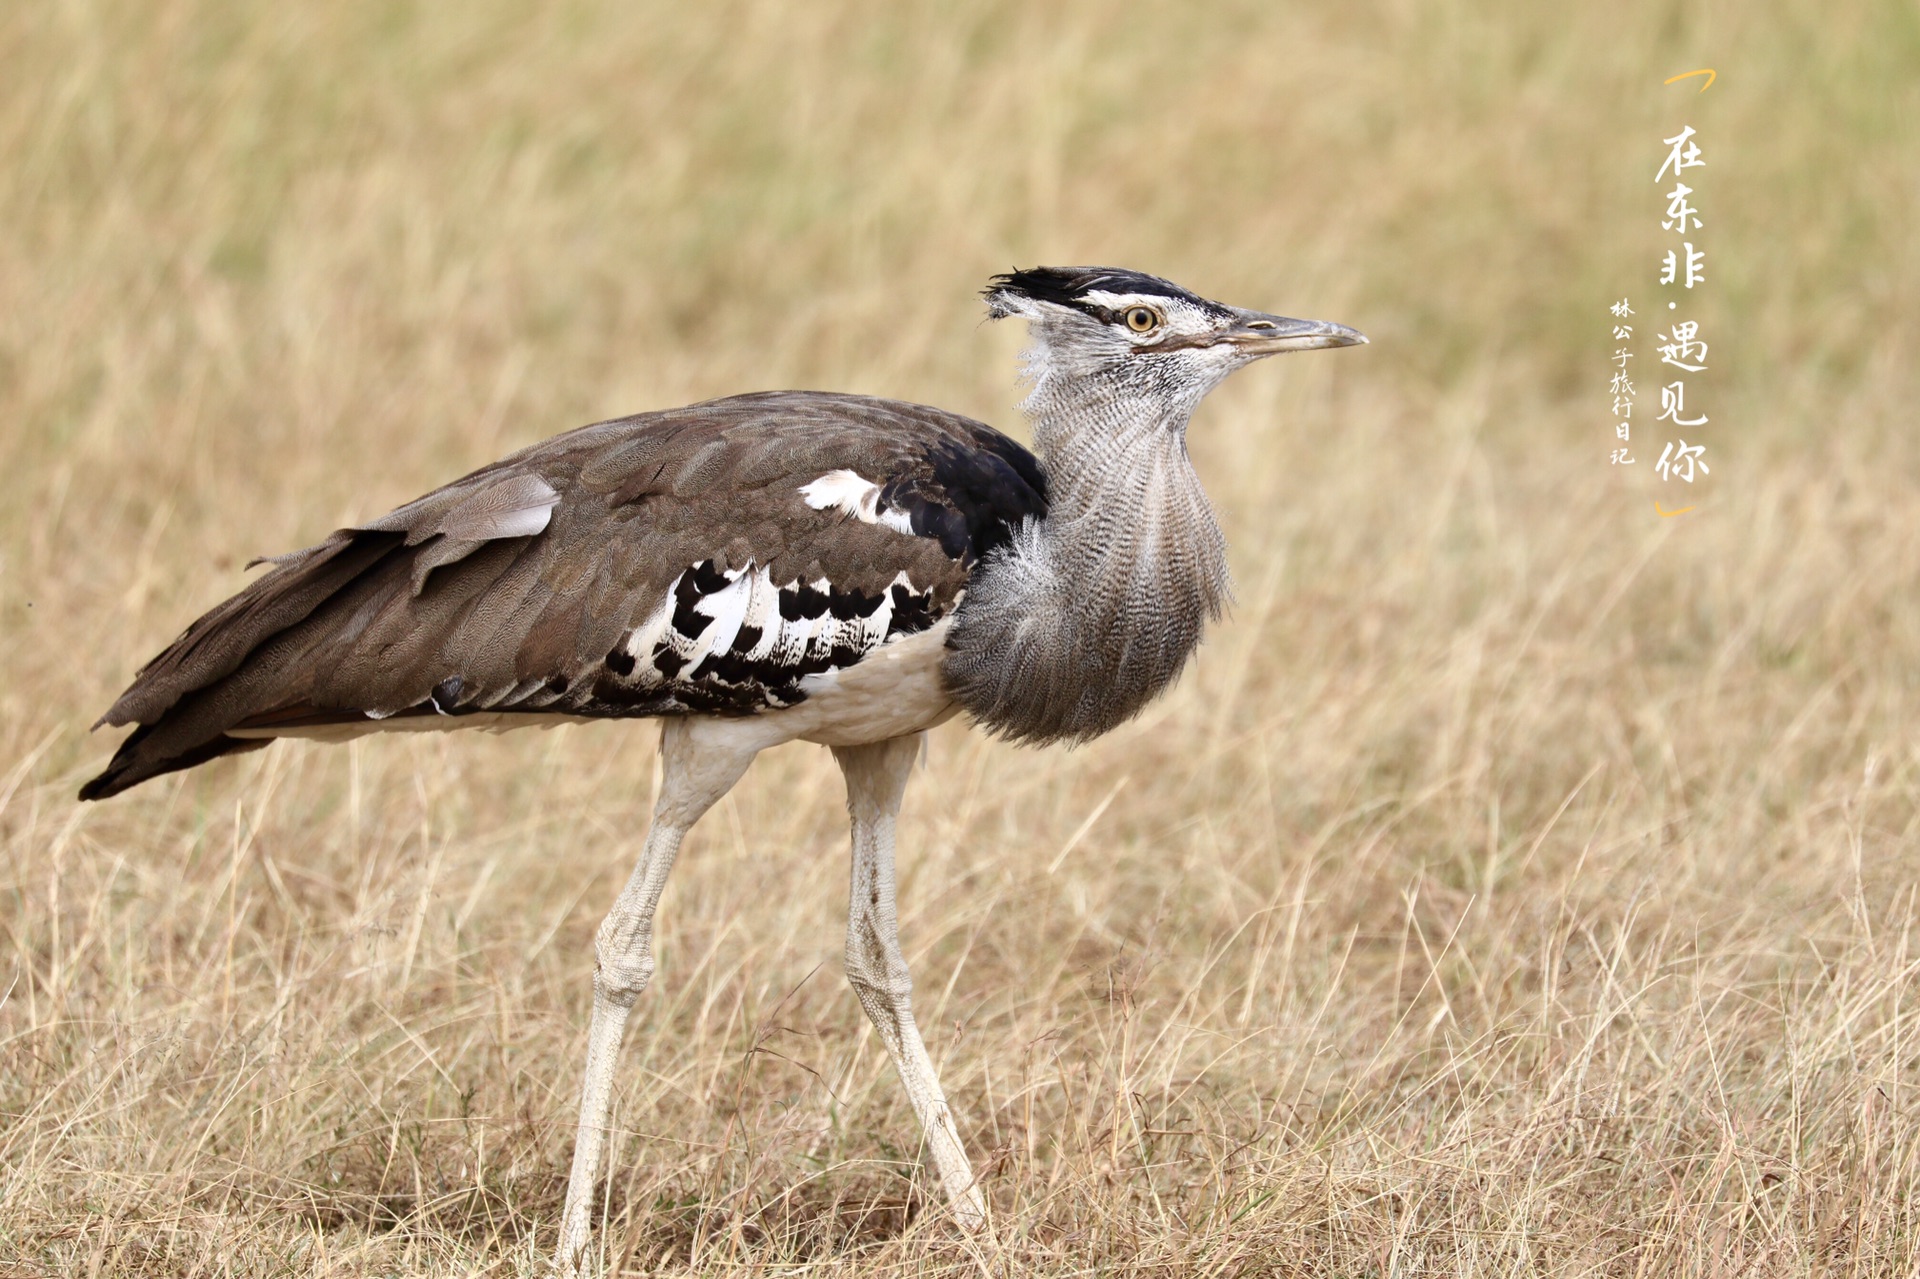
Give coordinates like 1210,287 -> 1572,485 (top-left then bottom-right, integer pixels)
81,391 -> 1047,799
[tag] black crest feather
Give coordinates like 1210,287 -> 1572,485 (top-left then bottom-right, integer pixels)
984,266 -> 1223,318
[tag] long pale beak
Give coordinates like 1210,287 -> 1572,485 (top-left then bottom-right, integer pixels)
1221,308 -> 1368,355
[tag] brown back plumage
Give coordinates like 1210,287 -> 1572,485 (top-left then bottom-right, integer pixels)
82,391 -> 1047,800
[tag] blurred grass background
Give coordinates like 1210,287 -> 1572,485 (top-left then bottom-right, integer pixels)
4,1 -> 1920,1275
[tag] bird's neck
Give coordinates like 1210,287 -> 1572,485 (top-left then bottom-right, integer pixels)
942,371 -> 1230,743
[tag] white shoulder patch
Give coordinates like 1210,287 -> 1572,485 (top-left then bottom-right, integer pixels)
798,470 -> 914,534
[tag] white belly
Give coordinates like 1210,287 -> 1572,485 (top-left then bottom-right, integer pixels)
785,618 -> 961,746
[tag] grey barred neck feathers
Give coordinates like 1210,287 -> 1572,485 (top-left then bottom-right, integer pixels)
943,267 -> 1242,744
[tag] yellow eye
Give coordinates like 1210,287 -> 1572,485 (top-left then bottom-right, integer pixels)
1124,306 -> 1160,333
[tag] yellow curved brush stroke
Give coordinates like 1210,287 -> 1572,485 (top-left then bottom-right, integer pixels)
1664,69 -> 1716,92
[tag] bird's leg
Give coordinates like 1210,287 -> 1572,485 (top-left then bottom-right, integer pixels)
832,734 -> 988,1232
555,719 -> 758,1278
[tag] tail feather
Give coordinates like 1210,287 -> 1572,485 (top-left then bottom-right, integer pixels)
77,727 -> 270,801
80,530 -> 406,800
99,532 -> 402,728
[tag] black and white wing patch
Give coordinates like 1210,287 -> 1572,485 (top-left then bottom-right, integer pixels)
583,557 -> 943,714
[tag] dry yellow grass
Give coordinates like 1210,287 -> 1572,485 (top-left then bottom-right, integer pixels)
5,2 -> 1920,1275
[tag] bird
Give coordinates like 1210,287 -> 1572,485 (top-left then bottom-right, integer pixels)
79,266 -> 1364,1274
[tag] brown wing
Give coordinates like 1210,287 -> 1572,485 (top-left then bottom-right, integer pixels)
80,391 -> 1048,799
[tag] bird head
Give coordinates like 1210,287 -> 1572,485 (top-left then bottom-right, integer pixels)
983,266 -> 1365,413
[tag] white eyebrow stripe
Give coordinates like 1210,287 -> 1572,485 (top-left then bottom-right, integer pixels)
1078,290 -> 1177,311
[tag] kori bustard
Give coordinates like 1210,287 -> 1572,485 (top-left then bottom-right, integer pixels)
81,267 -> 1364,1273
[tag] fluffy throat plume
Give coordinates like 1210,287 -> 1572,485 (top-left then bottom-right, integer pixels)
942,369 -> 1231,744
